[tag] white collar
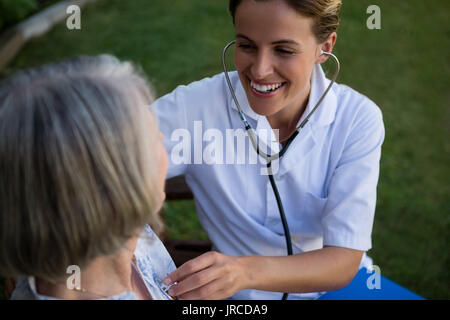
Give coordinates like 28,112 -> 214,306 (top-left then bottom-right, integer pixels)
229,72 -> 262,123
301,63 -> 337,127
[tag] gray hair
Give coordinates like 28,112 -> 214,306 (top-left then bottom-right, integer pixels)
0,55 -> 164,281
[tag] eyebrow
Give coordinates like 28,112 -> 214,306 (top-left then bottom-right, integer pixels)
236,34 -> 301,47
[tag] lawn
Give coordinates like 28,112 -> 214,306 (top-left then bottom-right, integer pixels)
0,0 -> 448,299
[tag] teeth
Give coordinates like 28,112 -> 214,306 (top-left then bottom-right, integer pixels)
251,81 -> 283,93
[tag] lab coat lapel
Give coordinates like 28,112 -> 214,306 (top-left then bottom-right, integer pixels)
277,122 -> 316,176
277,64 -> 337,176
305,64 -> 337,127
228,72 -> 261,122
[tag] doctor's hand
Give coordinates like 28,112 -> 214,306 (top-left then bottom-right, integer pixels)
163,251 -> 248,300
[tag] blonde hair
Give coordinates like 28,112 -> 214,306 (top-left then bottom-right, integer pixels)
0,55 -> 164,281
229,0 -> 342,43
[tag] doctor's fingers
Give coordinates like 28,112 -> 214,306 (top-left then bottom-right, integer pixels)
168,263 -> 220,298
177,276 -> 236,300
164,251 -> 221,285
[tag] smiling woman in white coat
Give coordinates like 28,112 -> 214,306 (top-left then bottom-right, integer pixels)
154,0 -> 384,300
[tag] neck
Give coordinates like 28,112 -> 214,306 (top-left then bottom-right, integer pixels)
36,237 -> 138,300
267,82 -> 311,143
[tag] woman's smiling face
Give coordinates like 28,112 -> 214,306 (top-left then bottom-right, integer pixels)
234,0 -> 322,118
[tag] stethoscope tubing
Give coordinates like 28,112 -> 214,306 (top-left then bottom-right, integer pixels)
222,40 -> 340,300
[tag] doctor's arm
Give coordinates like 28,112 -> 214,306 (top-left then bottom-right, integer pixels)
164,246 -> 362,299
164,102 -> 385,299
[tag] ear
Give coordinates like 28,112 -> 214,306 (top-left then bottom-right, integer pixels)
315,32 -> 337,64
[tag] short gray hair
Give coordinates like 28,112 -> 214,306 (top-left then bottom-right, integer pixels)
0,55 -> 164,281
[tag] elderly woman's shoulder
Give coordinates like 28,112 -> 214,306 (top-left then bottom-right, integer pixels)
10,277 -> 54,300
10,278 -> 34,300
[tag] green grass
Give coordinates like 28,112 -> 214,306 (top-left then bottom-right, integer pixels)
162,201 -> 208,241
0,0 -> 448,299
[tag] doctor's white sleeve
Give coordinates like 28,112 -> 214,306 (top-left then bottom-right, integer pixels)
150,86 -> 190,179
321,102 -> 385,251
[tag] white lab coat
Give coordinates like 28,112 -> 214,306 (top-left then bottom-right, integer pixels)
152,64 -> 385,299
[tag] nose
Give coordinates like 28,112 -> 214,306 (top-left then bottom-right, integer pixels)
251,49 -> 273,80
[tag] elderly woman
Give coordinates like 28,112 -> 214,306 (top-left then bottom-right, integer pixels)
0,55 -> 175,300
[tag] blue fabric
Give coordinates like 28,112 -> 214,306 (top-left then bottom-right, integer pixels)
318,267 -> 425,300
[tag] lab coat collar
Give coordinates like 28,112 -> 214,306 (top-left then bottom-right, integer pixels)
227,64 -> 338,128
229,72 -> 262,123
300,63 -> 337,127
226,65 -> 338,176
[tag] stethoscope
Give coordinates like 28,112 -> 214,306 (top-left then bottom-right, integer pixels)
222,40 -> 340,300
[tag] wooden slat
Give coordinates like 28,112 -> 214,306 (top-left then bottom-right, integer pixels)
165,175 -> 193,200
